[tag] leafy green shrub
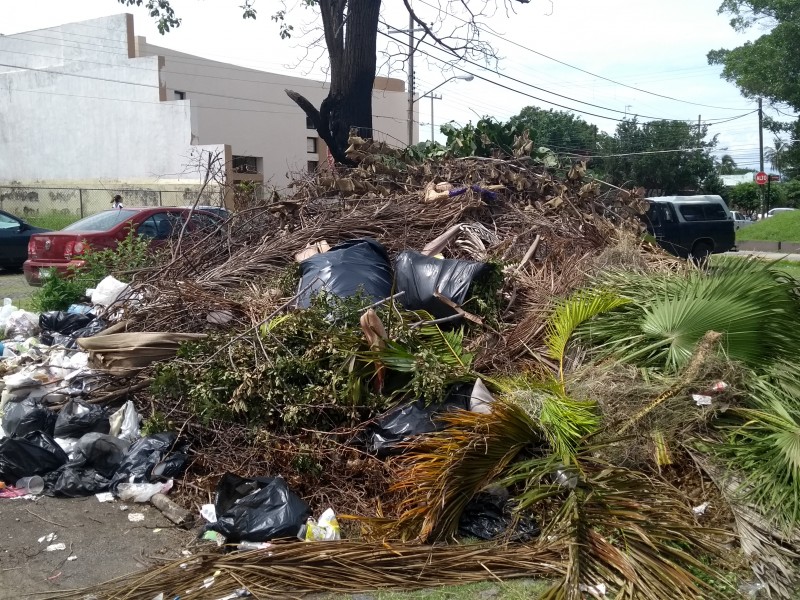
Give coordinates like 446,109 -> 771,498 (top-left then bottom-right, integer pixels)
158,294 -> 475,431
29,226 -> 162,311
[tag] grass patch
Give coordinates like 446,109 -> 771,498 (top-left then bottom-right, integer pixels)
772,260 -> 800,280
736,211 -> 800,242
334,580 -> 549,599
25,212 -> 79,230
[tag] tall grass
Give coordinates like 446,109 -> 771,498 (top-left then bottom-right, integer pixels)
23,212 -> 79,230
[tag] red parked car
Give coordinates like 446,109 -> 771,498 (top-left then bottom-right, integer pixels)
24,207 -> 221,285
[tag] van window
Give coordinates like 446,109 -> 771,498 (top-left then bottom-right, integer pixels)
678,203 -> 727,222
703,204 -> 728,220
679,205 -> 705,222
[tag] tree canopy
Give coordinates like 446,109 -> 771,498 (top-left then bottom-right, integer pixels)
708,0 -> 800,110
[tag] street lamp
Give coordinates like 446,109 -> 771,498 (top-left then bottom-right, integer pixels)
416,75 -> 474,142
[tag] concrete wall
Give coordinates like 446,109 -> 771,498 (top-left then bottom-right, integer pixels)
0,15 -> 202,183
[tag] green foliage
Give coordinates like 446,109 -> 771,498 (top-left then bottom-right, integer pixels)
597,118 -> 719,194
725,181 -> 761,211
29,270 -> 87,312
577,257 -> 800,372
161,295 -> 474,430
29,226 -> 159,311
373,325 -> 474,403
141,411 -> 171,436
545,290 -> 629,380
494,376 -> 599,459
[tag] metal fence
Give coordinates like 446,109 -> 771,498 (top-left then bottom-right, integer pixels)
0,185 -> 225,226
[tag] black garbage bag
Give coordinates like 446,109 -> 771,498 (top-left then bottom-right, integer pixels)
0,431 -> 69,481
458,490 -> 540,542
45,319 -> 107,349
365,383 -> 472,458
205,474 -> 310,543
44,465 -> 112,497
53,399 -> 110,438
72,433 -> 129,478
110,433 -> 188,492
394,251 -> 488,319
1,398 -> 57,438
39,312 -> 94,346
72,319 -> 107,340
297,238 -> 392,308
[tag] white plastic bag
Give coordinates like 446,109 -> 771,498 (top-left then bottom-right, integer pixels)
116,479 -> 173,503
5,310 -> 39,338
91,276 -> 130,307
109,400 -> 140,442
0,298 -> 17,332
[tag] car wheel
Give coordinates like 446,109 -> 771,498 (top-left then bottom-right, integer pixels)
691,241 -> 713,267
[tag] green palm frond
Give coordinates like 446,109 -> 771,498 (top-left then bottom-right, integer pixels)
715,380 -> 800,532
493,375 -> 598,460
545,290 -> 628,380
581,256 -> 800,372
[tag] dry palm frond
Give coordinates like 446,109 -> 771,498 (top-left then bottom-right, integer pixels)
56,540 -> 566,600
381,402 -> 541,542
502,457 -> 737,600
692,452 -> 800,598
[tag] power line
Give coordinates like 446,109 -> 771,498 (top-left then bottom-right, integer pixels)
380,28 -> 753,125
413,0 -> 752,111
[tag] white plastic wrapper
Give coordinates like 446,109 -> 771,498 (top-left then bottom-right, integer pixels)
117,479 -> 173,503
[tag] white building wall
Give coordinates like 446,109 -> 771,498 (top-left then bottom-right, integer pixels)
0,14 -> 411,188
0,15 -> 199,183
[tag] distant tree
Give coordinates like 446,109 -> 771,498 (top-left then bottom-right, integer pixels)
116,0 -> 532,163
726,181 -> 761,211
507,107 -> 601,156
597,118 -> 719,194
765,137 -> 789,178
719,154 -> 738,174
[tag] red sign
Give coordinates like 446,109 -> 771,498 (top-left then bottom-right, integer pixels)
755,171 -> 768,185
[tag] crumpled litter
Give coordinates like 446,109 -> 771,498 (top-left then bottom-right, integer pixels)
692,394 -> 712,407
303,508 -> 340,541
117,479 -> 173,503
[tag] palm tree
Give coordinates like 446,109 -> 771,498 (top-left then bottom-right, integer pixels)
719,153 -> 738,174
765,137 -> 788,179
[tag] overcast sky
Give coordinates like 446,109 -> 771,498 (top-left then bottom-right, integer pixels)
1,0 -> 783,171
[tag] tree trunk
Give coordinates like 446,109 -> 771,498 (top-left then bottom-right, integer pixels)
286,0 -> 382,165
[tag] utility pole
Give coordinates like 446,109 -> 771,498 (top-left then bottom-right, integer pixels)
407,11 -> 414,146
759,97 -> 765,216
427,93 -> 442,141
388,14 -> 423,146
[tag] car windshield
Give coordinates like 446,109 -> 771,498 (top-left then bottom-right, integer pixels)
62,209 -> 137,232
0,212 -> 20,230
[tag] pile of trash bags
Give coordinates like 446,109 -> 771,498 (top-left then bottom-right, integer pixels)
1,282 -> 188,502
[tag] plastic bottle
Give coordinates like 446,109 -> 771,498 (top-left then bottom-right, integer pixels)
0,298 -> 16,330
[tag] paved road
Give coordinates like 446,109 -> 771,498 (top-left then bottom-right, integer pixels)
0,271 -> 34,304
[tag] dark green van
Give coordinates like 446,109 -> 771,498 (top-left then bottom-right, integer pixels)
643,195 -> 736,260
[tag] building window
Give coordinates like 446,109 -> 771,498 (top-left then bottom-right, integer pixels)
307,160 -> 319,173
306,116 -> 315,129
307,137 -> 318,153
232,155 -> 259,174
174,90 -> 186,100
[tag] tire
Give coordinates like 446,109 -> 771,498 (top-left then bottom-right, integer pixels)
690,241 -> 713,266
